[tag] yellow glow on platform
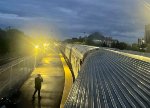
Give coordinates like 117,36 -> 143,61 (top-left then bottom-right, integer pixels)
59,53 -> 73,108
42,58 -> 50,64
59,54 -> 72,81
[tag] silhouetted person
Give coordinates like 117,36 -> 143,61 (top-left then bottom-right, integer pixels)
32,74 -> 43,99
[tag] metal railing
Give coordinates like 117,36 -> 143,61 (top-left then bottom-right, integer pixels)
0,56 -> 41,98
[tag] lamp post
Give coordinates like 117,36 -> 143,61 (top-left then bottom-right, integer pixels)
34,45 -> 39,69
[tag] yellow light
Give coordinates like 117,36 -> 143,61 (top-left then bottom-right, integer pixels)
34,45 -> 39,56
43,43 -> 47,47
54,43 -> 58,46
35,45 -> 39,49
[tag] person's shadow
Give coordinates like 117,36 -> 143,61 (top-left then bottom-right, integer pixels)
32,97 -> 41,108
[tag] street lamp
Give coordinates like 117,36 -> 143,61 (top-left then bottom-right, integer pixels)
43,43 -> 47,47
34,45 -> 39,69
35,45 -> 39,49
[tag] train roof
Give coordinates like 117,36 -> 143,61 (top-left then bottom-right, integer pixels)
71,44 -> 99,60
65,44 -> 74,49
65,49 -> 150,107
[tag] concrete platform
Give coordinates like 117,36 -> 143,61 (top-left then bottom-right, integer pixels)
16,49 -> 65,108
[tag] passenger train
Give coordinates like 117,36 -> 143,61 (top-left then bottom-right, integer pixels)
60,44 -> 99,78
60,43 -> 150,108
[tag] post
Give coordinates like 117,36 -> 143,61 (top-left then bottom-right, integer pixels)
34,45 -> 39,69
34,55 -> 37,69
9,66 -> 13,90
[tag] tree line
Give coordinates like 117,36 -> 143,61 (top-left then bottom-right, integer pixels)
0,28 -> 33,55
64,32 -> 147,52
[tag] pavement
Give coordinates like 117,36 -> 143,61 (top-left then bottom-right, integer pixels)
16,48 -> 65,108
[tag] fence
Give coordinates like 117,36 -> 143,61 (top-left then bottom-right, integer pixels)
0,55 -> 41,98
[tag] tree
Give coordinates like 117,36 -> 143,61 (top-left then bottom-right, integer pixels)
118,42 -> 127,50
0,28 -> 34,55
131,43 -> 139,51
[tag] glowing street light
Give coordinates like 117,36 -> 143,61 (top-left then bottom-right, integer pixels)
35,45 -> 39,49
54,42 -> 58,46
43,43 -> 47,47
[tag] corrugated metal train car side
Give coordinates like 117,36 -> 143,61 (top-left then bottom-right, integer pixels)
61,44 -> 99,78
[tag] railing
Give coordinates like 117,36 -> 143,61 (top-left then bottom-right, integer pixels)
0,55 -> 41,98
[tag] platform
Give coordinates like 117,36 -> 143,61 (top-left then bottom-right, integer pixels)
16,48 -> 65,108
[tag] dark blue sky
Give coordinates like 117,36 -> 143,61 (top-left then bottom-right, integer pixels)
0,0 -> 150,43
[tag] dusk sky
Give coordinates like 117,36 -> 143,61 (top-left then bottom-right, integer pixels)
0,0 -> 150,43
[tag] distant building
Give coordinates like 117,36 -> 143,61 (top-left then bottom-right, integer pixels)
92,37 -> 116,47
105,37 -> 113,47
145,24 -> 150,43
138,38 -> 145,46
92,39 -> 102,44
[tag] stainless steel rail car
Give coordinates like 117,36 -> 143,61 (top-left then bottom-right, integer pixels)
61,44 -> 99,78
64,48 -> 150,108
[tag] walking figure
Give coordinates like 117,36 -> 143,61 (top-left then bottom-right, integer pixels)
32,74 -> 43,99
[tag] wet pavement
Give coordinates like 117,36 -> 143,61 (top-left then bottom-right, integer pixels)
16,50 -> 65,108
